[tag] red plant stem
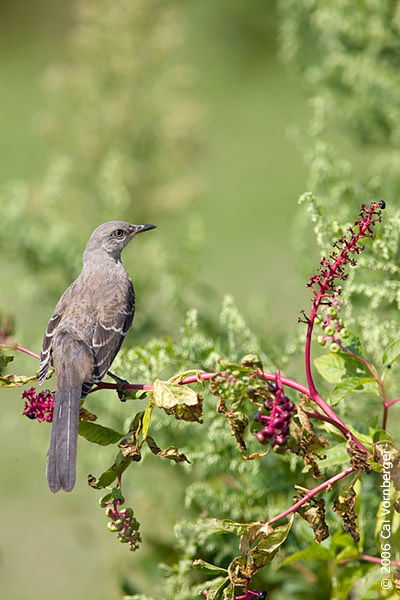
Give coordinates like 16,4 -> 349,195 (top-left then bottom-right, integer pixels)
92,370 -> 359,442
359,554 -> 400,566
303,410 -> 350,437
305,320 -> 369,455
256,369 -> 310,396
334,338 -> 390,430
15,344 -> 41,361
90,381 -> 154,392
0,330 -> 41,361
302,210 -> 378,455
387,397 -> 400,407
250,466 -> 355,545
267,466 -> 354,526
1,328 -> 379,450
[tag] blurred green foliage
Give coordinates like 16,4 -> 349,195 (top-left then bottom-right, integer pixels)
279,0 -> 400,363
0,0 -> 204,339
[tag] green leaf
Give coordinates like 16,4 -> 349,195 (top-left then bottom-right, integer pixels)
152,378 -> 203,423
317,443 -> 349,471
207,577 -> 230,600
278,542 -> 333,567
249,515 -> 294,574
78,421 -> 123,445
200,518 -> 256,537
192,560 -> 228,576
382,337 -> 400,367
314,352 -> 371,385
372,430 -> 393,443
145,436 -> 190,463
329,376 -> 377,405
339,333 -> 362,356
142,401 -> 154,440
314,353 -> 347,383
336,545 -> 359,562
223,584 -> 234,600
88,451 -> 130,489
0,373 -> 38,387
0,354 -> 14,368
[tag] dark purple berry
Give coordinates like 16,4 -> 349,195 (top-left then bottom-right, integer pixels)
378,200 -> 385,209
261,427 -> 272,438
264,399 -> 273,411
255,432 -> 267,444
268,381 -> 278,393
258,591 -> 267,600
274,435 -> 287,446
285,401 -> 295,411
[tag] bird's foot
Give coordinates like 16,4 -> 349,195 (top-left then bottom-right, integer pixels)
107,371 -> 129,401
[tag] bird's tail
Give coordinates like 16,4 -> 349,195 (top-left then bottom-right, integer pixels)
47,385 -> 81,493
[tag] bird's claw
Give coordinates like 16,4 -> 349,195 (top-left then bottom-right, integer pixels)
107,371 -> 130,401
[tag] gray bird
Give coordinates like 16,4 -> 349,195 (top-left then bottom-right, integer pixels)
38,221 -> 156,493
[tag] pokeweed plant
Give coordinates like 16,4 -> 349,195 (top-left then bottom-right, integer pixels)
1,201 -> 400,599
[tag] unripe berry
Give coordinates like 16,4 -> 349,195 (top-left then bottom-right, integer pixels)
324,325 -> 335,336
317,336 -> 326,346
330,343 -> 340,353
327,306 -> 337,317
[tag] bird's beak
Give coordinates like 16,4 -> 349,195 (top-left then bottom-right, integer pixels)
134,224 -> 157,235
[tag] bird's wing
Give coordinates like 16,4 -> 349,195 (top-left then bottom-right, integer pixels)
39,312 -> 62,385
89,283 -> 135,388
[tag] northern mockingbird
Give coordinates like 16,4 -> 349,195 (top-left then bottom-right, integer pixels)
38,221 -> 156,493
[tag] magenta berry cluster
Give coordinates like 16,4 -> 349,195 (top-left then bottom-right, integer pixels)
100,494 -> 141,551
253,379 -> 295,449
22,387 -> 54,422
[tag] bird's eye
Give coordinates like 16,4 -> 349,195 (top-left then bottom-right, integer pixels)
113,229 -> 125,238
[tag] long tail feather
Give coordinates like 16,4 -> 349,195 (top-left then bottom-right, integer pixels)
47,385 -> 81,493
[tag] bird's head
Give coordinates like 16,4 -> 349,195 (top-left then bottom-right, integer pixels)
83,221 -> 156,262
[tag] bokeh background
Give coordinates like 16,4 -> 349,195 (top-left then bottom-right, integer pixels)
1,1 -> 399,599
